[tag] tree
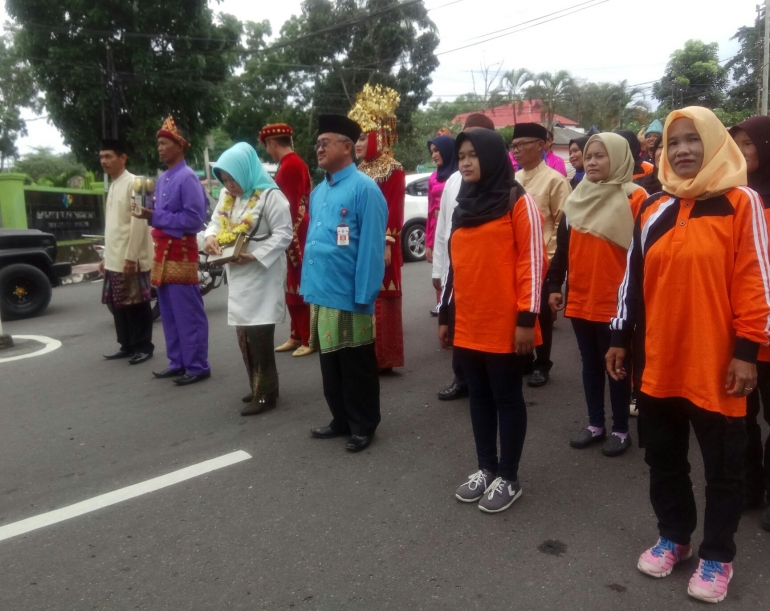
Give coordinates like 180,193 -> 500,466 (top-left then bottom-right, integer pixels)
12,147 -> 86,185
501,68 -> 533,123
526,70 -> 574,129
725,10 -> 764,113
470,62 -> 506,110
7,0 -> 243,172
0,34 -> 41,170
653,40 -> 728,109
224,0 -> 440,168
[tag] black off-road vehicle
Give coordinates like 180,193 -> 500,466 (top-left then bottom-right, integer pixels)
0,229 -> 72,319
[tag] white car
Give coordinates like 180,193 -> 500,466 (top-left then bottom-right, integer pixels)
402,172 -> 432,262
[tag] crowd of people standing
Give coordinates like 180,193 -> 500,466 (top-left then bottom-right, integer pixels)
96,97 -> 770,604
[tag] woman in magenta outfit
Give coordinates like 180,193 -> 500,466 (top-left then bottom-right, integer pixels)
426,134 -> 457,310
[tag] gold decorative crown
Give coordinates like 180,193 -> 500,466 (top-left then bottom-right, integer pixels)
348,84 -> 400,147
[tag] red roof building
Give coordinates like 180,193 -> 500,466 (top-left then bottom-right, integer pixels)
452,100 -> 580,129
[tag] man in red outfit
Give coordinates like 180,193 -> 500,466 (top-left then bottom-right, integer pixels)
260,123 -> 314,357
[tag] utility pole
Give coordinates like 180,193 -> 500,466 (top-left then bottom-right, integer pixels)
762,0 -> 770,116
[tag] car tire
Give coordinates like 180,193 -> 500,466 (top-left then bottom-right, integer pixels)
402,222 -> 426,263
0,263 -> 53,320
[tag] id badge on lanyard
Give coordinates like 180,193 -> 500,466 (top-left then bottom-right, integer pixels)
337,207 -> 350,247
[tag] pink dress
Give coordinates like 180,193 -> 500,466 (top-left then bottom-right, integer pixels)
426,171 -> 445,249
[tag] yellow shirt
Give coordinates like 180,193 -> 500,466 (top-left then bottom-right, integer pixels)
104,170 -> 154,273
518,161 -> 571,261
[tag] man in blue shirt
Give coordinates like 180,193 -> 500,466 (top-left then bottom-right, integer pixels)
302,114 -> 388,452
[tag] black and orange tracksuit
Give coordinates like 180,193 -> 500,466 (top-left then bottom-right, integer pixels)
611,186 -> 770,562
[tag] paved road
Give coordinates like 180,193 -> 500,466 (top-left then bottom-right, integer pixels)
1,262 -> 768,610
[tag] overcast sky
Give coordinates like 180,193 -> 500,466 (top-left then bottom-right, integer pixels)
8,0 -> 760,154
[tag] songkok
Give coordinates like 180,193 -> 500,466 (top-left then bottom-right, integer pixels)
318,114 -> 362,143
259,123 -> 293,144
464,113 -> 495,131
645,119 -> 664,136
512,123 -> 548,141
157,116 -> 190,151
101,139 -> 127,155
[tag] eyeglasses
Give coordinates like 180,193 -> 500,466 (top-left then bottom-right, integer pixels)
314,138 -> 348,151
509,140 -> 541,152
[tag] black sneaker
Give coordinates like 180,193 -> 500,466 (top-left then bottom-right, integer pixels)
455,469 -> 494,503
570,427 -> 606,449
528,370 -> 549,387
602,432 -> 632,457
478,477 -> 522,513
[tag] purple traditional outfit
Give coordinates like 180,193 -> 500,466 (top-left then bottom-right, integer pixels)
150,160 -> 210,376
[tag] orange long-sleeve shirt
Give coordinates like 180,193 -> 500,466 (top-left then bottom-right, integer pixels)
438,194 -> 547,354
611,187 -> 770,416
547,188 -> 647,323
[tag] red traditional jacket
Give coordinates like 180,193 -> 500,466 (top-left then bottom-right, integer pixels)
274,152 -> 312,304
358,149 -> 405,298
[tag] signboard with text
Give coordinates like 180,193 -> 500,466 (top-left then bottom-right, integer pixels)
24,190 -> 104,242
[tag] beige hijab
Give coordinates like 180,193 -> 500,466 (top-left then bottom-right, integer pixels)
563,133 -> 642,249
659,107 -> 747,199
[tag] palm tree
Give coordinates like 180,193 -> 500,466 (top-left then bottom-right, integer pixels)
526,70 -> 573,129
501,68 -> 533,123
614,80 -> 649,129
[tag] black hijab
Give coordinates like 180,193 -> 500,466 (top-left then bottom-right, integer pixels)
427,135 -> 458,183
615,129 -> 644,175
730,116 -> 770,201
452,128 -> 519,229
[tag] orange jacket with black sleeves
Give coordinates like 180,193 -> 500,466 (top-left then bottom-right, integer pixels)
547,188 -> 648,323
611,187 -> 770,416
438,193 -> 547,354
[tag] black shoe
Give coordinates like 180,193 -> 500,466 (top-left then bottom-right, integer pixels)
438,383 -> 469,401
153,368 -> 185,379
173,371 -> 211,386
104,350 -> 133,360
346,435 -> 373,452
310,425 -> 349,439
762,505 -> 770,532
570,427 -> 606,449
528,370 -> 549,387
242,393 -> 253,403
602,432 -> 632,457
128,352 -> 153,365
429,308 -> 438,317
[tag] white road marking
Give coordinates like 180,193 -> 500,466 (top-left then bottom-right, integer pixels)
0,335 -> 62,364
0,450 -> 252,543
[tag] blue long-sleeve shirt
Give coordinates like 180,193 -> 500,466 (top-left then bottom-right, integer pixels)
301,163 -> 388,314
150,161 -> 207,238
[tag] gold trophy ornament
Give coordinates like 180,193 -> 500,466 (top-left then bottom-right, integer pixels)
131,176 -> 156,212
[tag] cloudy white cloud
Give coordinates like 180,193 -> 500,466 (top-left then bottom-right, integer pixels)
7,0 -> 759,154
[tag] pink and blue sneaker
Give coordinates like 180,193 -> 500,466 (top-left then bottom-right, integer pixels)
637,537 -> 693,578
687,559 -> 733,603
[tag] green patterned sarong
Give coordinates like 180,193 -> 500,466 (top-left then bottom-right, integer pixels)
309,304 -> 375,354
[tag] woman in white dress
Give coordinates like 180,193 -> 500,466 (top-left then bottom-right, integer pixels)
204,143 -> 293,415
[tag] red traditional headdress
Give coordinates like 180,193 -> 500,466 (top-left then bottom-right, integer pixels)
259,123 -> 294,145
157,116 -> 190,151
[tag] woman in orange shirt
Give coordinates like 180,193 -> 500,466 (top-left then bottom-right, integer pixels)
547,133 -> 647,457
438,128 -> 545,514
607,107 -> 770,603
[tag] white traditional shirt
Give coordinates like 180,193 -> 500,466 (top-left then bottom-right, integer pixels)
205,188 -> 293,326
104,170 -> 154,273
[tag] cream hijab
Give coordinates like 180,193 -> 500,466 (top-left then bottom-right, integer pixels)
659,106 -> 747,199
562,132 -> 642,250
